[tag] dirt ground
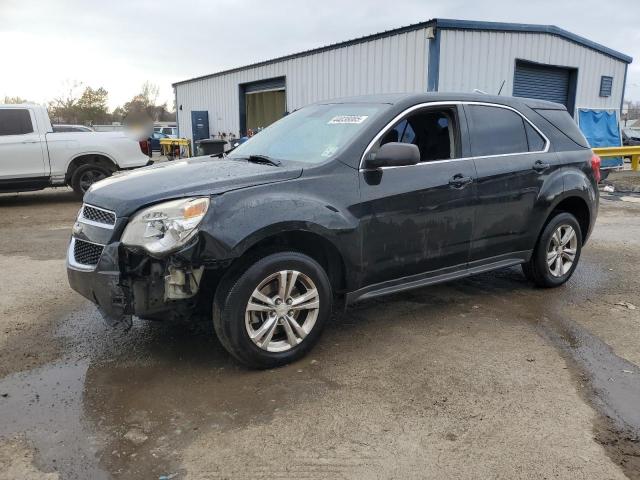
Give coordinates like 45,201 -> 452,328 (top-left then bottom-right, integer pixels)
0,187 -> 639,480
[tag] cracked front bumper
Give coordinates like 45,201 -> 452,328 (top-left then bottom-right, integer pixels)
67,240 -> 132,327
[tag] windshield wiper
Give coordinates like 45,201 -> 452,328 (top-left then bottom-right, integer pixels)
244,155 -> 282,167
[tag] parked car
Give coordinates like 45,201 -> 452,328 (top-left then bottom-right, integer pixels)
52,124 -> 94,133
622,128 -> 640,146
67,93 -> 599,368
149,131 -> 169,151
154,126 -> 177,138
0,104 -> 150,195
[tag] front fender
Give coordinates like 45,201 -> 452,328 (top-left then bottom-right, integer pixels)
197,186 -> 361,274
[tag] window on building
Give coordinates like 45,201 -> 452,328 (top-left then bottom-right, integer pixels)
0,109 -> 33,136
377,107 -> 457,162
600,76 -> 613,97
466,105 -> 528,156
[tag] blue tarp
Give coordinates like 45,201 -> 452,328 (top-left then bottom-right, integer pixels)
578,109 -> 623,169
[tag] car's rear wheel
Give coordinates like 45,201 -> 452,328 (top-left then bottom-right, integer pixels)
71,164 -> 111,196
213,251 -> 332,369
522,212 -> 582,287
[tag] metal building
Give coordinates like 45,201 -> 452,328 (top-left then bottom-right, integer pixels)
173,18 -> 632,144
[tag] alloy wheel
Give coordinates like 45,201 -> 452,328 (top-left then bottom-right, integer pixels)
245,270 -> 320,352
547,224 -> 577,277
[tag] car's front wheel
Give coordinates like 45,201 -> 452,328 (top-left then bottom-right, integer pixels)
213,251 -> 332,369
522,212 -> 582,287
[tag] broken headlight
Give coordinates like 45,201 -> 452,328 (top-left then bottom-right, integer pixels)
121,197 -> 210,255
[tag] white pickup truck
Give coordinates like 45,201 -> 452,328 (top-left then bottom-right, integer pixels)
0,104 -> 150,196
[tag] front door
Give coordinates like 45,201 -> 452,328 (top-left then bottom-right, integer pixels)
359,105 -> 476,286
0,108 -> 47,180
464,103 -> 555,262
191,111 -> 209,142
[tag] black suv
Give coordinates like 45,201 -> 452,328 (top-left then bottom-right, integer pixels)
67,93 -> 600,368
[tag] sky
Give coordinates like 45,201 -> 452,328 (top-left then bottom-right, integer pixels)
1,0 -> 639,110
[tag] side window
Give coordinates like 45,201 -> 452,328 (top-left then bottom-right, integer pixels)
524,122 -> 546,152
467,105 -> 528,156
162,127 -> 173,135
375,107 -> 457,162
0,109 -> 34,136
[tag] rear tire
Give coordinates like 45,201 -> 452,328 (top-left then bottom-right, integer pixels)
213,251 -> 332,369
522,212 -> 582,288
70,164 -> 111,197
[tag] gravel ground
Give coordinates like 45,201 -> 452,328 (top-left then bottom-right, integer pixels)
0,187 -> 639,479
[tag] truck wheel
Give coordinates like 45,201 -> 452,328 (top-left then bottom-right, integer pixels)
522,212 -> 582,288
213,251 -> 332,369
71,164 -> 111,197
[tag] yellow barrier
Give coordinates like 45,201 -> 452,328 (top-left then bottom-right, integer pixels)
159,138 -> 192,159
592,146 -> 640,171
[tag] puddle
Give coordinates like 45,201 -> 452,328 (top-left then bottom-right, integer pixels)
0,360 -> 108,479
534,315 -> 640,478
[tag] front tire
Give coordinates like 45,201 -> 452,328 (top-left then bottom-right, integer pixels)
522,212 -> 582,288
213,251 -> 332,369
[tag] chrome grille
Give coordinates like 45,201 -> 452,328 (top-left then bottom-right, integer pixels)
73,239 -> 104,266
81,204 -> 116,226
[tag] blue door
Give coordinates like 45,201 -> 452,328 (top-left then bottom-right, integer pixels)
191,111 -> 209,142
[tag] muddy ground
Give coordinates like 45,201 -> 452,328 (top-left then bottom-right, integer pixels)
0,187 -> 639,479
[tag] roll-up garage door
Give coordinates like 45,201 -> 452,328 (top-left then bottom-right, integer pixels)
513,61 -> 571,107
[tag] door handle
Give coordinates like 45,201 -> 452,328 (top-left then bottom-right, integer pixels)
21,140 -> 39,144
448,174 -> 473,188
533,160 -> 550,172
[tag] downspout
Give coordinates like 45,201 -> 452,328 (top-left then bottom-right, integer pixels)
427,25 -> 441,92
620,62 -> 629,121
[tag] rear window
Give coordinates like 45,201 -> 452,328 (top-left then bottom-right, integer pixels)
534,109 -> 589,148
466,105 -> 528,156
0,109 -> 33,136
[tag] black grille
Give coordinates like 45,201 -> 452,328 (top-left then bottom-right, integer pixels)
82,205 -> 116,226
73,239 -> 104,266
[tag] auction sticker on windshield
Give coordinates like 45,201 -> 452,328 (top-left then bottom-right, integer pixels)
328,115 -> 369,124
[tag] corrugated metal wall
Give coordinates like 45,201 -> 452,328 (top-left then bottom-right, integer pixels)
438,29 -> 626,113
176,28 -> 430,141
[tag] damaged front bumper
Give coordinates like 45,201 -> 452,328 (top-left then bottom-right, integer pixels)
67,237 -> 207,329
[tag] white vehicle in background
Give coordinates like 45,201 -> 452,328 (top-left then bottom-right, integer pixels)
0,104 -> 150,196
154,125 -> 177,138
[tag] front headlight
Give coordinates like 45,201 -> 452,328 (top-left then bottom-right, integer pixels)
121,197 -> 210,255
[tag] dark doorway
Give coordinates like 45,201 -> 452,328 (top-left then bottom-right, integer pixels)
239,77 -> 286,136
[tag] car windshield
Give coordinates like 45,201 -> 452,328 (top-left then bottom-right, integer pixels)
228,103 -> 386,164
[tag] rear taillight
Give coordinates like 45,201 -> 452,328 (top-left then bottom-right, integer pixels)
139,140 -> 150,156
591,153 -> 601,183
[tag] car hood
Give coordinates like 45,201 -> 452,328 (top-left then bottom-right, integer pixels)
84,156 -> 303,216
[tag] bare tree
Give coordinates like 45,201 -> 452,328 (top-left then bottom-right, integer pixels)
3,96 -> 30,104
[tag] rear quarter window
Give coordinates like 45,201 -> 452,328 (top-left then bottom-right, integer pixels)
534,109 -> 589,148
0,109 -> 34,136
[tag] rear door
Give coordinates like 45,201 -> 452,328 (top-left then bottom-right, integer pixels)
359,104 -> 476,286
0,108 -> 47,180
464,103 -> 553,262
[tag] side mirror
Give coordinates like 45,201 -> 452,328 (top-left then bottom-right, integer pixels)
364,142 -> 420,169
